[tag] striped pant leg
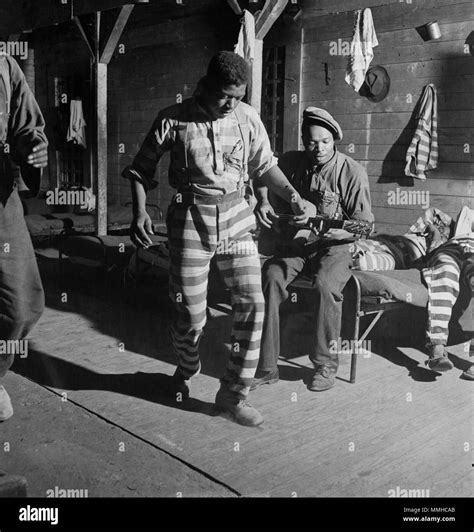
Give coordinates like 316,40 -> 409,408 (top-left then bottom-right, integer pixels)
169,250 -> 212,378
214,198 -> 264,396
167,204 -> 217,379
423,253 -> 461,346
215,238 -> 264,398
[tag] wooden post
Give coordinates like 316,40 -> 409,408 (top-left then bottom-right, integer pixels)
74,5 -> 137,236
95,61 -> 108,236
283,30 -> 303,152
250,39 -> 263,113
226,0 -> 243,15
249,0 -> 289,114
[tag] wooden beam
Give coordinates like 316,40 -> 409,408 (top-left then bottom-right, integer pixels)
99,4 -> 134,64
20,0 -> 147,31
226,0 -> 243,15
250,38 -> 263,113
283,33 -> 303,152
95,62 -> 108,236
73,16 -> 95,60
87,12 -> 107,236
72,0 -> 148,17
255,0 -> 289,39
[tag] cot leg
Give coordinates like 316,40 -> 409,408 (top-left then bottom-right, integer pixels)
350,310 -> 360,384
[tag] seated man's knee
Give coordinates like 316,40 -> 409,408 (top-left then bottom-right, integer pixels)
312,273 -> 345,302
262,262 -> 289,294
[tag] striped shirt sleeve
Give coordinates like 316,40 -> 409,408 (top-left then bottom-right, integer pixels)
122,111 -> 175,191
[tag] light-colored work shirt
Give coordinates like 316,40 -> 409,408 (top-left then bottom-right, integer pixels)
122,97 -> 277,196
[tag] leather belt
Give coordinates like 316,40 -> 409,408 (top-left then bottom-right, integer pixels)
175,188 -> 245,205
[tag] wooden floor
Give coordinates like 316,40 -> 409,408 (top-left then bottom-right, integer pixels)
12,250 -> 473,497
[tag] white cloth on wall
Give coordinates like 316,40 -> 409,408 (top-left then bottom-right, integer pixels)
67,99 -> 87,148
234,9 -> 255,62
234,9 -> 255,98
345,8 -> 379,92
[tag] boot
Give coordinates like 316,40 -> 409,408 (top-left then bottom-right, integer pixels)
0,386 -> 13,421
215,385 -> 263,427
309,363 -> 337,392
461,365 -> 474,380
250,368 -> 279,391
169,368 -> 190,401
426,344 -> 453,372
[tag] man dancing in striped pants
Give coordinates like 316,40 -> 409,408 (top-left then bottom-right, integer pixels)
123,51 -> 308,426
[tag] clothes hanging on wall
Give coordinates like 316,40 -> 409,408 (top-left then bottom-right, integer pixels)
67,99 -> 87,148
405,84 -> 438,180
345,8 -> 379,92
234,9 -> 255,97
235,9 -> 255,62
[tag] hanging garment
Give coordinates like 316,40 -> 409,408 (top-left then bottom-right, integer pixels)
67,99 -> 87,148
405,84 -> 438,180
234,9 -> 255,97
345,8 -> 379,92
234,9 -> 255,61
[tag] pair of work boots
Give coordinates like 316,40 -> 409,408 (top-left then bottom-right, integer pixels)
426,344 -> 474,379
171,369 -> 264,427
250,363 -> 337,393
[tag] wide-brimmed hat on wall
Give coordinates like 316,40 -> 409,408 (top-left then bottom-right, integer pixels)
360,65 -> 390,102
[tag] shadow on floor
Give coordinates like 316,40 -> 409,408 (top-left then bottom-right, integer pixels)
13,347 -> 219,418
371,340 -> 473,382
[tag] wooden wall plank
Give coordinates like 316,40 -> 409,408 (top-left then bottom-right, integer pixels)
370,191 -> 470,213
363,160 -> 474,179
303,39 -> 471,71
338,144 -> 472,163
303,57 -> 474,80
367,176 -> 472,196
339,128 -> 472,146
301,92 -> 473,115
296,111 -> 474,130
303,2 -> 474,43
302,76 -> 474,101
283,35 -> 303,153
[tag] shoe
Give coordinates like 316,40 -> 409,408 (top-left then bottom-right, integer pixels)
215,386 -> 263,427
426,345 -> 454,372
0,386 -> 13,421
169,368 -> 190,401
309,364 -> 337,392
250,369 -> 279,391
461,365 -> 474,380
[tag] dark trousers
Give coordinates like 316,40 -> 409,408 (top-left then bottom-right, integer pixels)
0,187 -> 44,378
259,243 -> 352,372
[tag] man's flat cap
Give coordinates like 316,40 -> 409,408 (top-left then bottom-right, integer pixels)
302,107 -> 343,141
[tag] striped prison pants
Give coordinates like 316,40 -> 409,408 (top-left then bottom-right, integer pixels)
166,197 -> 264,397
423,252 -> 461,346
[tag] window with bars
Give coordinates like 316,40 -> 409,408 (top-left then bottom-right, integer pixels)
261,45 -> 285,156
